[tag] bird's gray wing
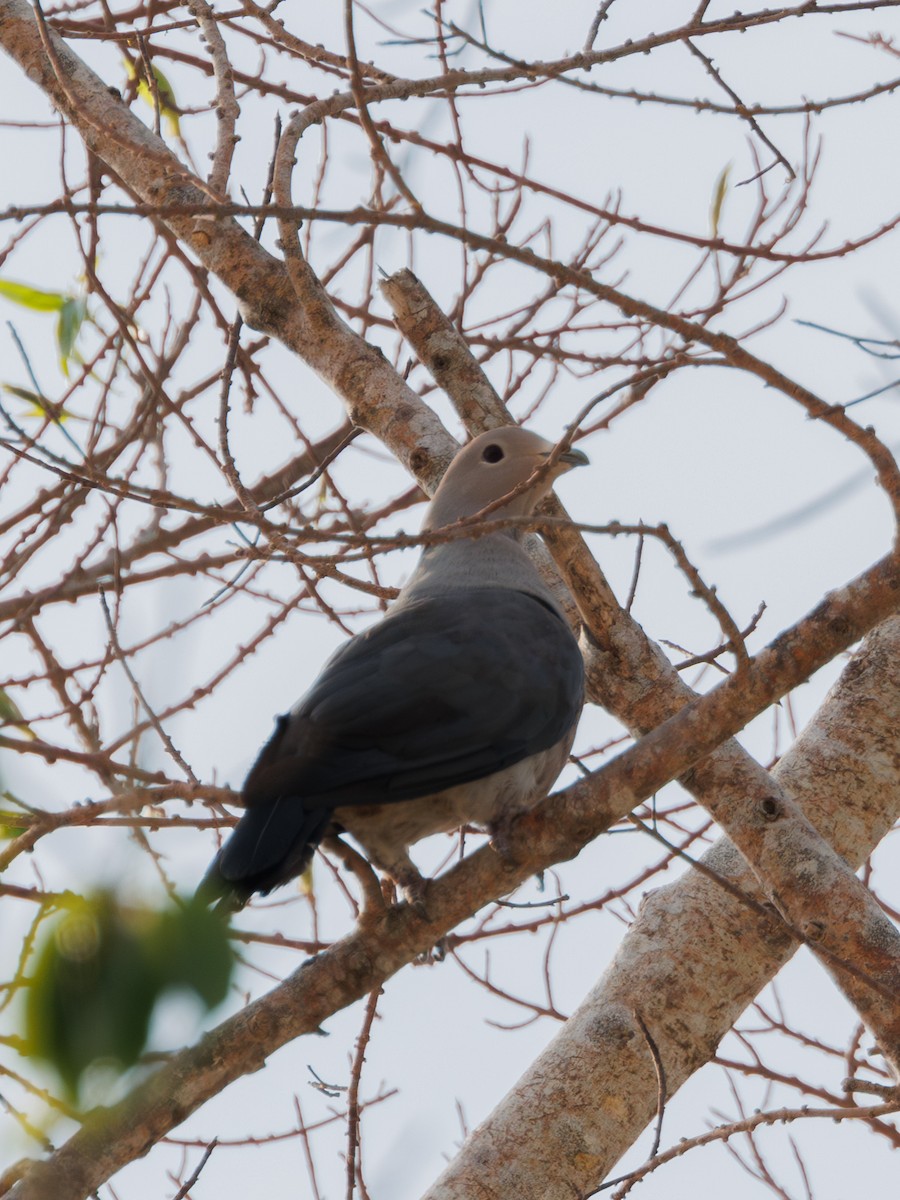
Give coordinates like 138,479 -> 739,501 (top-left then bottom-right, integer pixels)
242,588 -> 583,809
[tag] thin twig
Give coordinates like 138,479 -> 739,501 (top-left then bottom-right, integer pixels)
346,987 -> 382,1200
171,1139 -> 218,1200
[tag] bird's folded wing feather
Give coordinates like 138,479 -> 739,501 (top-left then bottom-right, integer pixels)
242,589 -> 583,808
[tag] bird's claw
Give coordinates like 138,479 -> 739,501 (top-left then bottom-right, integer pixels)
402,877 -> 430,921
386,865 -> 431,919
488,815 -> 522,864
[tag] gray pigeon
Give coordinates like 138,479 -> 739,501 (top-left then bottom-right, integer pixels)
201,426 -> 587,910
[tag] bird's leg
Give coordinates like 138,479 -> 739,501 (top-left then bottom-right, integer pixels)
332,834 -> 431,919
360,849 -> 429,921
321,835 -> 386,918
341,827 -> 432,917
487,812 -> 526,866
382,857 -> 431,919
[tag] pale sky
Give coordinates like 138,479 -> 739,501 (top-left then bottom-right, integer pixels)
1,2 -> 899,1197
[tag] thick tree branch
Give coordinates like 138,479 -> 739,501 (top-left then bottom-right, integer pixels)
5,0 -> 898,525
384,267 -> 900,1054
0,0 -> 456,485
4,537 -> 897,1199
422,615 -> 900,1199
1,12 -> 898,1200
380,269 -> 900,1193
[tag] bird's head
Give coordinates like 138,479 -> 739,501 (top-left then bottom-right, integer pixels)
422,426 -> 588,532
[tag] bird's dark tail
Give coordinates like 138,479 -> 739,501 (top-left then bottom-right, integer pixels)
197,797 -> 332,911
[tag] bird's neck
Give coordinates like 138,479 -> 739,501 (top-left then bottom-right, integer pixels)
400,532 -> 562,611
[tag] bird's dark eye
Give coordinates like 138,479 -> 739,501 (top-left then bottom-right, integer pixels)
482,443 -> 504,463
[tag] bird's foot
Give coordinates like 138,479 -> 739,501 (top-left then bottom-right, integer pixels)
388,863 -> 430,920
487,814 -> 525,865
321,835 -> 386,918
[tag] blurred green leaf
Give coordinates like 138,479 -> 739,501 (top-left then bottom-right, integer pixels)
148,895 -> 234,1009
0,280 -> 67,313
316,474 -> 329,513
25,894 -> 158,1099
3,384 -> 71,426
0,279 -> 88,382
0,687 -> 35,739
57,297 -> 87,376
4,383 -> 48,405
710,163 -> 731,238
24,891 -> 235,1102
123,57 -> 182,137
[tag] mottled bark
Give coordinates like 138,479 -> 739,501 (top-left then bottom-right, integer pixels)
1,11 -> 898,1200
380,270 -> 900,1198
424,617 -> 900,1200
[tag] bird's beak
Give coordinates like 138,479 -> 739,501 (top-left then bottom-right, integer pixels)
556,446 -> 589,469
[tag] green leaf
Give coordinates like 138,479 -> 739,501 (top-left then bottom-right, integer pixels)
3,384 -> 44,404
23,891 -> 234,1103
123,57 -> 182,137
710,163 -> 731,238
0,806 -> 27,838
0,280 -> 87,380
298,862 -> 315,897
3,385 -> 70,425
57,297 -> 87,377
148,895 -> 235,1010
314,474 -> 330,518
0,280 -> 67,313
24,894 -> 159,1100
0,687 -> 35,739
0,687 -> 27,724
